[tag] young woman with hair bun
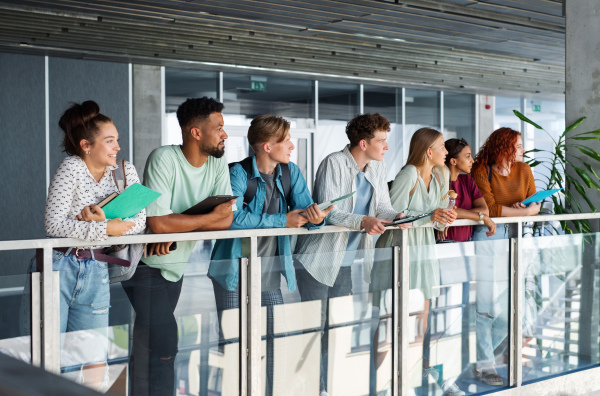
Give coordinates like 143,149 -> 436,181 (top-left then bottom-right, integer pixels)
43,100 -> 145,389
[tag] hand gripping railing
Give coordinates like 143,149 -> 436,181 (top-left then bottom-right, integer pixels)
1,212 -> 600,396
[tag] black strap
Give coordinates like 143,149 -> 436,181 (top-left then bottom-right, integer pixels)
230,157 -> 291,207
488,164 -> 492,182
280,162 -> 291,206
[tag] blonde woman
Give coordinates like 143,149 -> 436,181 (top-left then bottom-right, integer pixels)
376,127 -> 461,395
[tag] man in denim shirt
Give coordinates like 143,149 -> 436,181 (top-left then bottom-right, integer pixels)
210,114 -> 331,395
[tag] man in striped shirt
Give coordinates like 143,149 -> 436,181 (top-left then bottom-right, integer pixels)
293,113 -> 409,396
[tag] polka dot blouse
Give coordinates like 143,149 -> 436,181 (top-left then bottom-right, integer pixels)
44,155 -> 146,244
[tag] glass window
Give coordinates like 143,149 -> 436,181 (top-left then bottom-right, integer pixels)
222,73 -> 315,181
523,99 -> 565,190
164,68 -> 219,145
405,89 -> 441,159
315,81 -> 360,169
494,96 -> 522,132
522,232 -> 600,383
222,73 -> 315,128
443,92 -> 476,146
364,85 -> 403,181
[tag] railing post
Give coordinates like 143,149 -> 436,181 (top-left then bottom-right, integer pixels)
30,271 -> 41,367
239,256 -> 248,396
39,247 -> 60,373
393,229 -> 409,396
510,222 -> 523,387
247,236 -> 261,396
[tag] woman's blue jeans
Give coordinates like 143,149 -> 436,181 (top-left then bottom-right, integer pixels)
471,224 -> 514,367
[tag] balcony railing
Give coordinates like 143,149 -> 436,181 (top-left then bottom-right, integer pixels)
0,213 -> 599,396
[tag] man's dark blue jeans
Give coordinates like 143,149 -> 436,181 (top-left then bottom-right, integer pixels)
122,263 -> 183,396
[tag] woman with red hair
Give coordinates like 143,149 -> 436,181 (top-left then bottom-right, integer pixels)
471,127 -> 539,218
470,127 -> 539,387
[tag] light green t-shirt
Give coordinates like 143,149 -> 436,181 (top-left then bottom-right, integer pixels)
141,145 -> 236,281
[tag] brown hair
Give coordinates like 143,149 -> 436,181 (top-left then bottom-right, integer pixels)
247,114 -> 290,150
404,127 -> 443,169
473,127 -> 521,173
58,100 -> 112,157
346,113 -> 391,148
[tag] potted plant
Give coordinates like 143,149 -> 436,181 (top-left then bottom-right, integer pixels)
514,110 -> 600,235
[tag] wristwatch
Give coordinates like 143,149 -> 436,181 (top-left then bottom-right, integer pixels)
478,212 -> 484,222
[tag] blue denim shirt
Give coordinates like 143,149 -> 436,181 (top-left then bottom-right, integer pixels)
209,156 -> 323,291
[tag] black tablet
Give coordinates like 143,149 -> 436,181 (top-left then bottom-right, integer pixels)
388,212 -> 433,226
182,195 -> 238,215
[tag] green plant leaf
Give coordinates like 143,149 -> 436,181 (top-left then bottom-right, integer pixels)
571,179 -> 596,211
513,110 -> 543,129
572,137 -> 600,141
578,147 -> 600,162
565,117 -> 586,133
574,128 -> 600,136
574,167 -> 600,190
528,160 -> 542,168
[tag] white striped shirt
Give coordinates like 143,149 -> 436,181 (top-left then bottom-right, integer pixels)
294,145 -> 399,286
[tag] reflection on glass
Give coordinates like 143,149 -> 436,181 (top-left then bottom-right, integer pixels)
315,82 -> 360,168
261,244 -> 394,396
443,92 -> 475,145
522,233 -> 599,383
0,249 -> 36,365
364,85 -> 404,182
47,241 -> 240,395
408,239 -> 511,395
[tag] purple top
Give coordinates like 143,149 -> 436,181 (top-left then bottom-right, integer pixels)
446,173 -> 483,242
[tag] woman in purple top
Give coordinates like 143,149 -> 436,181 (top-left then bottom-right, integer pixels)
443,138 -> 496,241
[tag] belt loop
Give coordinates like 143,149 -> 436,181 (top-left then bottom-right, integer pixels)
90,248 -> 95,261
65,247 -> 73,256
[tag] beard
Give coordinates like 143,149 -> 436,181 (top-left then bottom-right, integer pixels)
202,140 -> 225,158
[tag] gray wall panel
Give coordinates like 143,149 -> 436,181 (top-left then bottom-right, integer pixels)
49,58 -> 130,173
0,52 -> 45,283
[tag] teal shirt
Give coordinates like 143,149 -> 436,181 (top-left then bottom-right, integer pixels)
141,145 -> 235,282
210,156 -> 323,291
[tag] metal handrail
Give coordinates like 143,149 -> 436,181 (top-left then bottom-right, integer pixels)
3,211 -> 600,396
1,212 -> 598,251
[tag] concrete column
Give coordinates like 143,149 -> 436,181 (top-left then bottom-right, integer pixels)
565,0 -> 600,368
133,64 -> 163,177
477,95 -> 495,149
565,1 -> 600,211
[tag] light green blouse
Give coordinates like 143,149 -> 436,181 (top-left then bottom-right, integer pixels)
376,165 -> 449,299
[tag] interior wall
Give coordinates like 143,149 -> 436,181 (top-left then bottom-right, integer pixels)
0,52 -> 46,285
0,52 -> 131,289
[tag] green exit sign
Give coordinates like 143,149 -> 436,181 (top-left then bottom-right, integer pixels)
251,80 -> 266,91
532,104 -> 541,112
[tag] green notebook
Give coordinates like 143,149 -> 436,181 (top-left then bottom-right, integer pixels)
101,183 -> 161,219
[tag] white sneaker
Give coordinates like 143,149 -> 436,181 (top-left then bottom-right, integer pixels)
441,380 -> 465,396
319,391 -> 329,396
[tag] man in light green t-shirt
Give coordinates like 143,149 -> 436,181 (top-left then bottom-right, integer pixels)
121,97 -> 236,395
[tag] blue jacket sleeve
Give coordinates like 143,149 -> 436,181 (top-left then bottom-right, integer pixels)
287,162 -> 324,230
229,164 -> 287,229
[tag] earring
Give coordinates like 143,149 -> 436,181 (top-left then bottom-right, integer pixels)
86,151 -> 90,155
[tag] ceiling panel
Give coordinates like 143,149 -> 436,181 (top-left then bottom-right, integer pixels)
0,0 -> 566,98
